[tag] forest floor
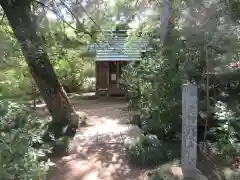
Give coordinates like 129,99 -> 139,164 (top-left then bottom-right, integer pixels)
37,94 -> 239,180
45,97 -> 150,180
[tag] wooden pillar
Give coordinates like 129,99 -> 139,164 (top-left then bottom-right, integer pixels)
95,62 -> 99,97
106,61 -> 110,96
116,61 -> 119,88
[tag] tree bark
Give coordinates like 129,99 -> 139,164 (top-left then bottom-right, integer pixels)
0,1 -> 79,139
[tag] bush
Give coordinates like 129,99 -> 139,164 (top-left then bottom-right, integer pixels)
82,77 -> 95,92
149,172 -> 181,180
54,50 -> 95,93
227,173 -> 240,180
127,135 -> 162,167
147,160 -> 182,180
0,68 -> 32,99
127,135 -> 180,167
0,101 -> 53,180
55,56 -> 85,93
148,169 -> 182,180
122,56 -> 183,140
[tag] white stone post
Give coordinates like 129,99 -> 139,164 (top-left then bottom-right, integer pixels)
182,83 -> 198,178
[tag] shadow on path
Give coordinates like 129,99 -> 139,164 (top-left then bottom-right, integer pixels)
47,99 -> 148,180
48,144 -> 148,180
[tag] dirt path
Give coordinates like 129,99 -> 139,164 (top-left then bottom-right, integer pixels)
47,99 -> 149,180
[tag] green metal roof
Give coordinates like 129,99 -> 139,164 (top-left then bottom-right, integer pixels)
89,36 -> 149,61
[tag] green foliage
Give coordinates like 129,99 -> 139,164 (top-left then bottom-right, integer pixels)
43,20 -> 95,94
203,100 -> 240,160
0,22 -> 32,99
0,19 -> 95,99
122,0 -> 240,152
147,159 -> 182,180
122,55 -> 183,139
148,170 -> 182,180
54,51 -> 95,93
209,102 -> 240,153
0,101 -> 53,180
225,172 -> 240,180
0,68 -> 32,99
54,52 -> 84,92
127,135 -> 162,167
127,135 -> 180,167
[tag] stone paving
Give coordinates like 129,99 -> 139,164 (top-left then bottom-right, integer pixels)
69,121 -> 142,152
47,99 -> 148,180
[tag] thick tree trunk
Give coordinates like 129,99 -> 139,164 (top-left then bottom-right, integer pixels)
0,1 -> 79,139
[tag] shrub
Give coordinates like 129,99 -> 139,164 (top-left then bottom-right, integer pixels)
0,69 -> 32,99
0,101 -> 53,180
127,135 -> 162,167
148,170 -> 182,180
127,135 -> 180,167
55,57 -> 85,93
122,56 -> 183,140
227,173 -> 240,180
147,160 -> 182,180
82,77 -> 95,92
54,51 -> 95,93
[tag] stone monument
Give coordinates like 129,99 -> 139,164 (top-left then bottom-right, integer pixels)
181,83 -> 198,178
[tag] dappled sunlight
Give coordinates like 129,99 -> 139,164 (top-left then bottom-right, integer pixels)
48,144 -> 148,180
74,99 -> 130,125
70,123 -> 141,151
35,99 -> 130,125
47,99 -> 146,180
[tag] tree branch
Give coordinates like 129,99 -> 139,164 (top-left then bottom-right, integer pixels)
58,0 -> 92,36
78,2 -> 103,32
35,0 -> 91,36
36,0 -> 133,58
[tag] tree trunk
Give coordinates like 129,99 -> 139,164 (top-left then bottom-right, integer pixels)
0,1 -> 79,139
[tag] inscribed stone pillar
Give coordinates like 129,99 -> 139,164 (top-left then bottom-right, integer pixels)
182,83 -> 198,178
